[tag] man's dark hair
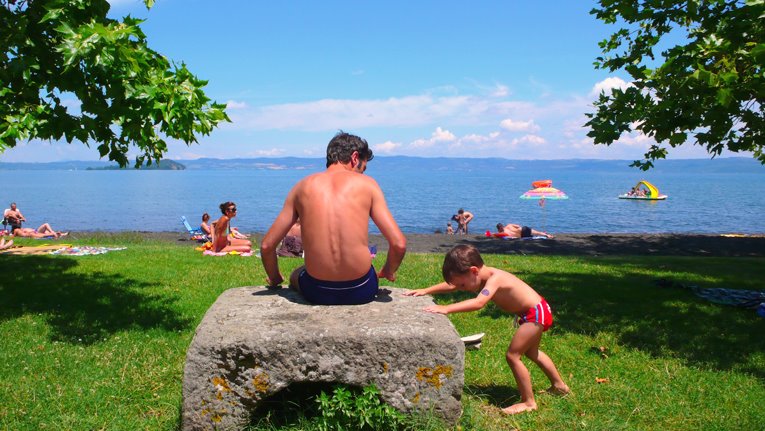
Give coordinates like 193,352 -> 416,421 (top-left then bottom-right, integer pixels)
326,131 -> 374,168
442,244 -> 484,281
496,223 -> 504,231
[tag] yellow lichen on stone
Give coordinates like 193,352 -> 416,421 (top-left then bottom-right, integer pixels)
412,392 -> 421,404
252,372 -> 269,393
382,362 -> 389,373
211,376 -> 231,393
416,365 -> 453,389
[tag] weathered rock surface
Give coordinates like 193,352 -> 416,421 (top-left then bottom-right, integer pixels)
182,286 -> 464,430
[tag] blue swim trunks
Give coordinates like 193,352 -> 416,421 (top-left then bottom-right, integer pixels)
298,266 -> 379,305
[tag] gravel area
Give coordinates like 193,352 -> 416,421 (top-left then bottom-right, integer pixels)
69,231 -> 765,257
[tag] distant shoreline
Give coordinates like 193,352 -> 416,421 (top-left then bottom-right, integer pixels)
67,231 -> 765,258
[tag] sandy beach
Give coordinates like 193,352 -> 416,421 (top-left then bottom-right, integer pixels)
78,231 -> 765,258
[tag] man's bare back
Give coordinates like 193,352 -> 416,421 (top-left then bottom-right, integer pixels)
293,167 -> 378,280
261,132 -> 406,299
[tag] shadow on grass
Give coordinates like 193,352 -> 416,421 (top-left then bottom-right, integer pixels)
0,255 -> 192,344
464,384 -> 518,409
474,256 -> 765,379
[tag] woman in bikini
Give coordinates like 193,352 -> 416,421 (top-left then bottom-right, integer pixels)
212,202 -> 251,253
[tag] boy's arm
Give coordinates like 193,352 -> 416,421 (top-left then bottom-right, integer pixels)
424,281 -> 499,314
402,281 -> 456,297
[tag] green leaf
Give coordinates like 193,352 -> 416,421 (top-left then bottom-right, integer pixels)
716,88 -> 733,107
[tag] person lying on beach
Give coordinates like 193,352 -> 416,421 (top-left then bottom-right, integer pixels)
212,202 -> 251,253
13,223 -> 68,239
0,238 -> 13,250
261,131 -> 406,305
404,244 -> 569,415
497,223 -> 553,239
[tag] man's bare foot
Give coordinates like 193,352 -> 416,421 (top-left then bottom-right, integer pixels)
501,402 -> 537,415
541,384 -> 570,396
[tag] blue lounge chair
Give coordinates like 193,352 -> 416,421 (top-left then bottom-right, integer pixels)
181,216 -> 209,242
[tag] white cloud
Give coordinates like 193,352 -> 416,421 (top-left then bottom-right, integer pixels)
490,84 -> 509,97
226,100 -> 248,110
432,127 -> 456,142
250,148 -> 286,156
517,134 -> 546,145
374,141 -> 401,153
409,127 -> 456,149
590,76 -> 631,97
499,118 -> 540,133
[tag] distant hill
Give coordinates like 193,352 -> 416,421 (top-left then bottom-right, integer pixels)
87,159 -> 186,170
0,156 -> 762,173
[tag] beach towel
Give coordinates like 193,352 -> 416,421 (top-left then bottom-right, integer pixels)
48,246 -> 126,256
202,250 -> 258,257
656,279 -> 765,309
502,235 -> 549,241
0,245 -> 70,255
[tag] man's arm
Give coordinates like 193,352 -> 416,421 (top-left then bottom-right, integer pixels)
464,211 -> 474,223
260,189 -> 298,286
369,180 -> 406,281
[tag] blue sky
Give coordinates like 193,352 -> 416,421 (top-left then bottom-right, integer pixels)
1,0 -> 736,162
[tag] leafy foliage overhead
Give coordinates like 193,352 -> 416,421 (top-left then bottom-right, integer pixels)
585,0 -> 765,170
0,0 -> 229,167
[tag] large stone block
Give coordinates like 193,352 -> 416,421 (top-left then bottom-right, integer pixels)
182,286 -> 464,430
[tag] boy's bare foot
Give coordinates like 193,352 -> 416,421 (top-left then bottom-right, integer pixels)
541,384 -> 570,396
501,402 -> 537,415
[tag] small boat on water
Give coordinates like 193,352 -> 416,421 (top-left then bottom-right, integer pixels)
619,180 -> 668,200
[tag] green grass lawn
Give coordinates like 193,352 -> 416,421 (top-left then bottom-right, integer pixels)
1,234 -> 763,430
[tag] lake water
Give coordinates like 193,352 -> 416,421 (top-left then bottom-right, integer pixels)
2,163 -> 764,234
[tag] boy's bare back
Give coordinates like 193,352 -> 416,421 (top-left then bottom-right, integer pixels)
482,266 -> 543,315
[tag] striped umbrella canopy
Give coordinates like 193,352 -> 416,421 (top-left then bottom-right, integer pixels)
520,180 -> 569,200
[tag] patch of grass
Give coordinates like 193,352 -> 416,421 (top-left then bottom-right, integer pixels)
1,238 -> 763,430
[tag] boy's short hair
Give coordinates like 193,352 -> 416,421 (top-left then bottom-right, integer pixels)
442,244 -> 484,281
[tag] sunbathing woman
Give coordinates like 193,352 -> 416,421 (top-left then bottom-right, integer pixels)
212,202 -> 251,253
13,223 -> 68,239
200,213 -> 212,237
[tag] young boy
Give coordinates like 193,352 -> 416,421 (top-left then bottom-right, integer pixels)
403,244 -> 569,414
446,222 -> 454,235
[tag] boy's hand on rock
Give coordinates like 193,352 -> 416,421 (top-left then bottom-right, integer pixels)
403,289 -> 426,297
423,305 -> 448,314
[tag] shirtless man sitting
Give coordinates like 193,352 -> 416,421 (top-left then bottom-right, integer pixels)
496,223 -> 553,239
261,131 -> 407,305
4,202 -> 25,231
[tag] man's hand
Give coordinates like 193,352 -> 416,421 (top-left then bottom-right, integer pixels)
423,305 -> 449,314
266,273 -> 284,288
377,267 -> 396,282
402,289 -> 427,297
